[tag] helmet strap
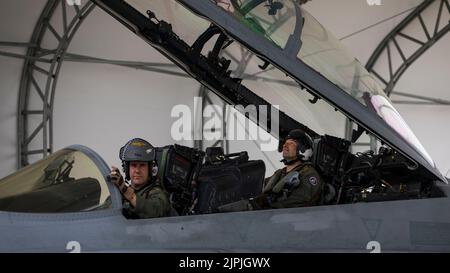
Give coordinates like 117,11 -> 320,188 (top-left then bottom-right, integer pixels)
122,161 -> 130,181
280,158 -> 300,166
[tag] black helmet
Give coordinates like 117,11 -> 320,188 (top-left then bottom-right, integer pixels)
119,138 -> 157,181
279,129 -> 313,162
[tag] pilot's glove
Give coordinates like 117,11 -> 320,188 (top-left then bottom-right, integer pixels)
250,193 -> 271,210
108,167 -> 127,194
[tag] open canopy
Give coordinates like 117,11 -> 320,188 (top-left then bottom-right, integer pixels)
93,0 -> 445,183
0,146 -> 111,213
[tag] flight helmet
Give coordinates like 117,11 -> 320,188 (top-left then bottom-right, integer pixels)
280,129 -> 313,162
119,138 -> 158,181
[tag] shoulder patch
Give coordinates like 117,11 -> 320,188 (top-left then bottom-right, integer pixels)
309,176 -> 318,186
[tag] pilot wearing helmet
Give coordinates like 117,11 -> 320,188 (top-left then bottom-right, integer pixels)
108,138 -> 171,219
250,129 -> 323,209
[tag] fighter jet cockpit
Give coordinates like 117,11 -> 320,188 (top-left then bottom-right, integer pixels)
92,0 -> 446,214
0,147 -> 112,213
2,0 -> 450,253
1,0 -> 447,217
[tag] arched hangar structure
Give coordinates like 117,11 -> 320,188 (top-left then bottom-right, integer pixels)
0,0 -> 448,170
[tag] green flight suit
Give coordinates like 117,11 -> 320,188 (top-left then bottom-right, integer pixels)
263,162 -> 322,208
122,179 -> 171,219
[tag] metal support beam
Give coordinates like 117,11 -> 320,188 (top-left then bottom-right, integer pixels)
10,0 -> 444,169
353,0 -> 450,152
63,52 -> 187,78
4,0 -> 294,168
390,90 -> 450,105
366,0 -> 450,97
194,85 -> 229,154
17,0 -> 95,168
0,42 -> 38,48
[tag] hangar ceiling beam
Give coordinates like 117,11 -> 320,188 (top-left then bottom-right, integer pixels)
366,0 -> 450,97
6,0 -> 447,168
346,0 -> 449,152
16,0 -> 95,168
390,90 -> 450,105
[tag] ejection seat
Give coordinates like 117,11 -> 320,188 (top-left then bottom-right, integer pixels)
194,147 -> 266,214
311,135 -> 352,205
155,144 -> 265,215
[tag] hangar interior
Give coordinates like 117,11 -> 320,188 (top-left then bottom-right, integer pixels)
0,0 -> 449,180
